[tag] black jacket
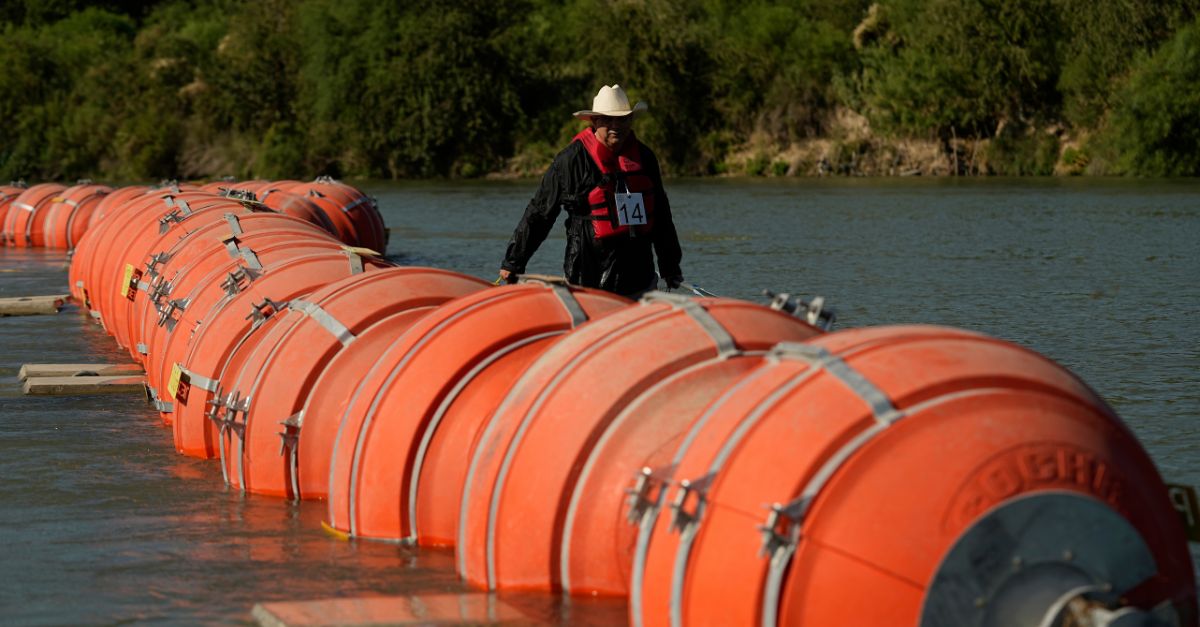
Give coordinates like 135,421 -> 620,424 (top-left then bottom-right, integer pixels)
501,135 -> 683,296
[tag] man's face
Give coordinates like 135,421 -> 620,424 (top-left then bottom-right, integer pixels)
593,115 -> 633,150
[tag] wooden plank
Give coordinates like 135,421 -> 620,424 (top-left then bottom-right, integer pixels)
18,363 -> 144,381
0,294 -> 69,316
22,375 -> 146,396
251,594 -> 530,627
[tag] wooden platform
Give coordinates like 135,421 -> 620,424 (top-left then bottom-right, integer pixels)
18,363 -> 144,381
0,294 -> 70,316
22,375 -> 146,395
19,363 -> 146,396
251,594 -> 530,626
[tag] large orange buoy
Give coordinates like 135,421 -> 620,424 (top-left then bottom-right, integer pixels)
297,309 -> 443,501
257,188 -> 338,237
141,233 -> 360,417
322,279 -> 631,544
37,182 -> 111,249
76,188 -> 203,325
162,248 -> 393,458
456,293 -> 823,593
631,325 -> 1197,627
124,211 -> 336,365
92,192 -> 232,339
68,185 -> 149,303
285,177 -> 387,252
213,267 -> 488,497
0,183 -> 29,241
3,183 -> 67,247
103,195 -> 249,349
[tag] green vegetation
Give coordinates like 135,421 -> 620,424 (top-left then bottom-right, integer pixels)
0,0 -> 1197,180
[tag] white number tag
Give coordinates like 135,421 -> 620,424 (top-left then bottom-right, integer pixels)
615,192 -> 647,226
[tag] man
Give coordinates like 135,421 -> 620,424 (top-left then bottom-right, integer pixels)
498,84 -> 684,297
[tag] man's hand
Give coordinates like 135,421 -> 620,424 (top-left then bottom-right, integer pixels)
497,269 -> 518,285
665,275 -> 684,290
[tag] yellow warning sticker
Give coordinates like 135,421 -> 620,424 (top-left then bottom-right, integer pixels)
120,264 -> 135,297
167,363 -> 182,399
340,245 -> 380,257
50,197 -> 65,203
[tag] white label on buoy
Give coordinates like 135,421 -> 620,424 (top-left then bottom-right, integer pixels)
615,192 -> 646,226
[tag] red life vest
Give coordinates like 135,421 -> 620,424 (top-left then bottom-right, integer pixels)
575,129 -> 656,240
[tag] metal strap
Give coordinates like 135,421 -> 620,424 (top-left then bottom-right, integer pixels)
641,291 -> 738,357
136,280 -> 150,292
136,343 -> 148,355
289,299 -> 355,346
14,202 -> 34,212
346,251 -> 364,274
179,366 -> 220,393
225,213 -> 244,236
239,248 -> 263,271
756,343 -> 903,627
550,284 -> 589,326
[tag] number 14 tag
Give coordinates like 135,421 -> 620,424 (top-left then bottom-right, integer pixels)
615,192 -> 647,227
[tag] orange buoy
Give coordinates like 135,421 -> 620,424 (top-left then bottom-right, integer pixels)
456,293 -> 823,592
285,177 -> 386,252
104,195 -> 248,349
215,267 -> 489,497
125,211 -> 336,365
322,279 -> 631,544
631,325 -> 1196,627
3,183 -> 67,247
142,233 -> 358,420
257,188 -> 338,237
0,183 -> 29,242
162,248 -> 392,458
91,192 -> 229,340
68,185 -> 149,304
141,230 -> 350,415
297,308 -> 444,501
39,183 -> 111,250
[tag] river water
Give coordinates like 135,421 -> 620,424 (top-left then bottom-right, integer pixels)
0,178 -> 1197,624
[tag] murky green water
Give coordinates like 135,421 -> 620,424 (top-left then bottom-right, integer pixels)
1,178 -> 1197,624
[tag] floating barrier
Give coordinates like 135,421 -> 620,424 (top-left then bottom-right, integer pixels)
0,182 -> 29,241
3,183 -> 66,247
30,176 -> 1191,627
38,182 -> 111,249
215,266 -> 489,497
323,278 -> 631,545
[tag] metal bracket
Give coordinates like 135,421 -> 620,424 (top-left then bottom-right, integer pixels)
757,500 -> 806,557
763,289 -> 837,331
624,465 -> 676,525
156,297 -> 190,330
669,472 -> 716,533
246,297 -> 285,328
144,252 -> 171,279
220,268 -> 254,296
277,410 -> 304,456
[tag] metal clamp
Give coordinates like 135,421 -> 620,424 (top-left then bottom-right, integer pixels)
669,472 -> 716,533
763,289 -> 837,331
156,297 -> 189,330
144,252 -> 171,279
220,268 -> 254,296
246,297 -> 284,327
625,465 -> 674,525
278,410 -> 304,456
757,500 -> 805,557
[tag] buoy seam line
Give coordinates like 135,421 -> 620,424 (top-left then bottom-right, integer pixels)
560,352 -> 764,593
759,386 -> 1008,627
630,360 -> 778,627
484,308 -> 673,590
345,291 -> 514,536
408,329 -> 565,544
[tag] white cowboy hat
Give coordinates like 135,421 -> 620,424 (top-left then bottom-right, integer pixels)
573,84 -> 648,120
